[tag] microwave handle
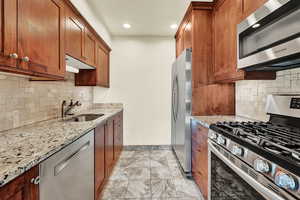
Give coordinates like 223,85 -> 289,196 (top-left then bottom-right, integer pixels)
208,141 -> 296,200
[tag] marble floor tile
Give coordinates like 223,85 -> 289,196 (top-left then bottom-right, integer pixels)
151,167 -> 172,179
124,179 -> 151,199
101,180 -> 128,199
151,179 -> 177,198
101,149 -> 204,200
150,157 -> 169,168
111,167 -> 150,181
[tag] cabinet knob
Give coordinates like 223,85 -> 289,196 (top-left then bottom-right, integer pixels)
31,176 -> 40,185
9,53 -> 18,59
22,56 -> 30,62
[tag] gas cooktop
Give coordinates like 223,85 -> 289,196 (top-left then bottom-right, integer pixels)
212,121 -> 300,164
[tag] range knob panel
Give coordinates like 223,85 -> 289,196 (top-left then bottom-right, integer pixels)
217,135 -> 226,146
253,159 -> 270,173
209,131 -> 218,140
231,146 -> 244,157
275,172 -> 298,191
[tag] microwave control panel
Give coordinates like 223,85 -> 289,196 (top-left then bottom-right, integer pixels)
290,98 -> 300,109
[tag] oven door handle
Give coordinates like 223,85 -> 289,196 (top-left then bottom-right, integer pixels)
208,141 -> 296,200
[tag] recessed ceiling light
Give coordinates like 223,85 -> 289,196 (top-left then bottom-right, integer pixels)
170,24 -> 178,29
123,23 -> 131,29
252,23 -> 261,29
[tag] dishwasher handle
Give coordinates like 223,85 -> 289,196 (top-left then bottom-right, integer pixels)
54,141 -> 90,176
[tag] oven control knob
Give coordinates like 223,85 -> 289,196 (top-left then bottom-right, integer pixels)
217,135 -> 226,146
253,159 -> 270,173
210,131 -> 218,140
231,146 -> 244,157
275,172 -> 298,190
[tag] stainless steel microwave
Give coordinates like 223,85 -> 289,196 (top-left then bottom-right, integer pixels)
238,0 -> 300,71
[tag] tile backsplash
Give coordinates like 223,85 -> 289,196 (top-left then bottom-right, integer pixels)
0,72 -> 93,132
236,68 -> 300,121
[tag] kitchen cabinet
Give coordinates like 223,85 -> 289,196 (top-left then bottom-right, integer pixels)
65,6 -> 85,62
175,2 -> 214,87
95,124 -> 106,200
114,112 -> 123,161
192,83 -> 235,115
95,112 -> 123,200
191,120 -> 209,200
75,42 -> 111,87
212,0 -> 276,83
0,0 -> 65,79
0,166 -> 39,200
84,29 -> 97,67
105,118 -> 115,177
242,0 -> 268,20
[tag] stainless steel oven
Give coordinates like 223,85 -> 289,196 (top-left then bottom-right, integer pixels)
238,0 -> 300,71
208,140 -> 296,200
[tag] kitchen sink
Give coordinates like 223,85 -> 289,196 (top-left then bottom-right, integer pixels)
65,114 -> 104,122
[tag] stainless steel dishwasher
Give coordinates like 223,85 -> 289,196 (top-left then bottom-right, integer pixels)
39,130 -> 94,200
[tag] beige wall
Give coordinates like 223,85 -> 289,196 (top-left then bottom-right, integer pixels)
94,36 -> 175,146
236,68 -> 300,121
0,73 -> 93,132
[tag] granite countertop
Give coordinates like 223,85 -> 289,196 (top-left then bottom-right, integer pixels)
0,105 -> 123,187
192,115 -> 256,128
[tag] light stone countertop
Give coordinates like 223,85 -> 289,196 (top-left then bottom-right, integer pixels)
0,106 -> 123,187
192,115 -> 256,128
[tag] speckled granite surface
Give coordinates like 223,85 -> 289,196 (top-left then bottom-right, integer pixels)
191,115 -> 256,128
0,105 -> 122,187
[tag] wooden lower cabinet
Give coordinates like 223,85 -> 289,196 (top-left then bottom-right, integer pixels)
0,166 -> 39,200
113,112 -> 123,161
95,112 -> 123,200
95,124 -> 106,199
191,120 -> 209,200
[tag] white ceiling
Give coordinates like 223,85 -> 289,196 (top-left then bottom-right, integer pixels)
87,0 -> 213,36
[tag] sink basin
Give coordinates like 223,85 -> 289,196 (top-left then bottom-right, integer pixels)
65,114 -> 104,122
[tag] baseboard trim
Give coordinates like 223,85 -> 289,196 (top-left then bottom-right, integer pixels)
123,145 -> 171,151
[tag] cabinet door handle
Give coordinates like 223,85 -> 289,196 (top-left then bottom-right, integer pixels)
31,176 -> 40,185
9,53 -> 18,59
22,56 -> 30,62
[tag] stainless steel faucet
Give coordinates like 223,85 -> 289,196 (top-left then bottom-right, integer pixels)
61,99 -> 82,118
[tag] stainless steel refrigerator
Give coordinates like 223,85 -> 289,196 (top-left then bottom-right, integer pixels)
171,48 -> 192,176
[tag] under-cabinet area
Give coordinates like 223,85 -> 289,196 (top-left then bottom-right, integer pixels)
2,0 -> 300,199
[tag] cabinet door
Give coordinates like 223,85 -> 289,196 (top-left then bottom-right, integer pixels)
0,0 -> 18,69
95,124 -> 106,199
65,8 -> 85,61
113,113 -> 123,161
243,0 -> 268,19
183,20 -> 192,50
213,0 -> 243,82
191,120 -> 209,200
84,29 -> 97,67
0,166 -> 39,200
97,44 -> 110,87
18,0 -> 65,77
105,119 -> 114,176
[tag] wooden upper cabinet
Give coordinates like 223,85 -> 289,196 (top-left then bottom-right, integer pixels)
18,0 -> 65,78
183,20 -> 192,50
213,0 -> 243,82
97,44 -> 110,87
0,166 -> 39,200
0,0 -> 18,70
242,0 -> 268,20
84,29 -> 97,67
0,0 -> 65,79
175,31 -> 184,58
65,7 -> 85,61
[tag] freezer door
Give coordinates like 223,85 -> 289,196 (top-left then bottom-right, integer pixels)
171,49 -> 192,174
